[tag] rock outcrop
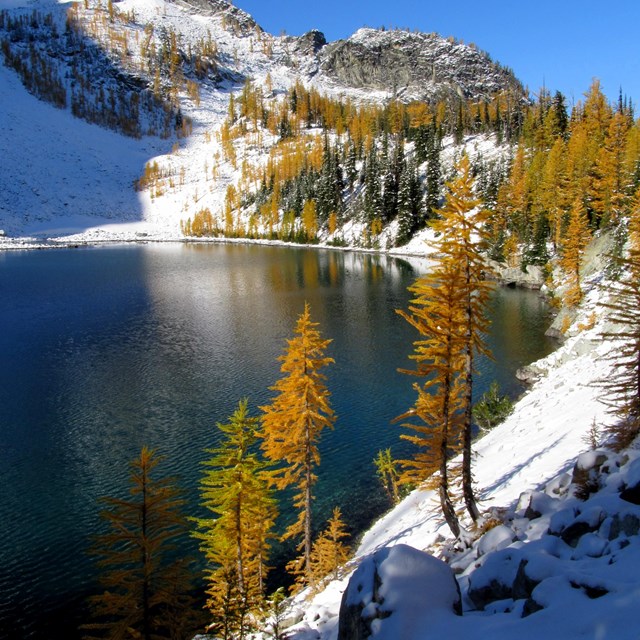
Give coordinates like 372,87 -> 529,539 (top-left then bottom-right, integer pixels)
316,28 -> 523,102
177,0 -> 261,35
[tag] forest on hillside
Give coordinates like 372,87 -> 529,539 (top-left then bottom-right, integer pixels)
181,77 -> 639,303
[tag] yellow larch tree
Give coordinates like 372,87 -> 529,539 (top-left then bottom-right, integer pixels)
560,197 -> 591,307
429,155 -> 493,523
83,448 -> 201,640
592,111 -> 632,226
397,155 -> 492,536
259,303 -> 335,584
302,199 -> 318,241
541,137 -> 569,249
496,144 -> 529,248
396,259 -> 467,537
307,507 -> 350,586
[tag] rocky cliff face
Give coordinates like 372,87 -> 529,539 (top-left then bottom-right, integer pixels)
310,28 -> 523,102
176,0 -> 260,36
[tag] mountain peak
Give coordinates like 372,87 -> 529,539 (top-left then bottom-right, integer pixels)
313,27 -> 522,102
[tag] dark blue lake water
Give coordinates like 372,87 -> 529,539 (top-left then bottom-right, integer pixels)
0,243 -> 555,639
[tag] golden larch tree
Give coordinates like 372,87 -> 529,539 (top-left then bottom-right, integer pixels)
429,155 -> 493,523
396,260 -> 467,538
308,507 -> 350,586
260,303 -> 335,584
397,155 -> 493,535
560,198 -> 591,307
541,137 -> 569,249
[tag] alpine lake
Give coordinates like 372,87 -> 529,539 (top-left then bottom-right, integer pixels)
0,242 -> 556,639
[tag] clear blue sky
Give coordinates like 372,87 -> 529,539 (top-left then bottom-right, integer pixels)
237,0 -> 639,107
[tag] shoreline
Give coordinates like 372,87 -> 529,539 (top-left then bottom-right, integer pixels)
1,233 -> 544,292
0,231 -> 438,273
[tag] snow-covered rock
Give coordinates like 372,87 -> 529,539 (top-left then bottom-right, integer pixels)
337,545 -> 461,640
317,27 -> 522,102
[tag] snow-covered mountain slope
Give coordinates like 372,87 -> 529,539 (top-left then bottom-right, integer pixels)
0,60 -> 159,238
276,268 -> 640,640
0,0 -> 521,247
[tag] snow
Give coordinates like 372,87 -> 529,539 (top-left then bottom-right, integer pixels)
277,269 -> 640,639
0,0 -> 514,253
0,0 -> 298,247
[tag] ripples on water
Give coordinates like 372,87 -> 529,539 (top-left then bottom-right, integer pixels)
0,244 -> 555,639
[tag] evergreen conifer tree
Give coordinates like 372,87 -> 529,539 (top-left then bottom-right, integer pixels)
364,145 -> 382,224
345,143 -> 358,190
395,156 -> 422,245
423,128 -> 442,223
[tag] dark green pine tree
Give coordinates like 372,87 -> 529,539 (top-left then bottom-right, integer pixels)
289,86 -> 298,114
316,141 -> 344,223
413,124 -> 429,166
332,147 -> 345,214
494,105 -> 503,144
382,166 -> 398,224
423,130 -> 442,224
396,157 -> 422,246
549,90 -> 569,139
278,112 -> 292,140
345,143 -> 358,191
364,144 -> 382,224
482,101 -> 491,133
381,138 -> 405,223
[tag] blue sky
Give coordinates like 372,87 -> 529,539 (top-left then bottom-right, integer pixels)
237,0 -> 639,107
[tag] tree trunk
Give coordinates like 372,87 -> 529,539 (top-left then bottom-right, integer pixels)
141,457 -> 151,640
462,267 -> 481,523
304,433 -> 313,580
438,433 -> 460,538
462,348 -> 480,522
440,369 -> 461,538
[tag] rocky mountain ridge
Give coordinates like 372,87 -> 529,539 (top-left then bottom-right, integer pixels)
165,0 -> 524,101
1,0 -> 524,111
315,27 -> 523,102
